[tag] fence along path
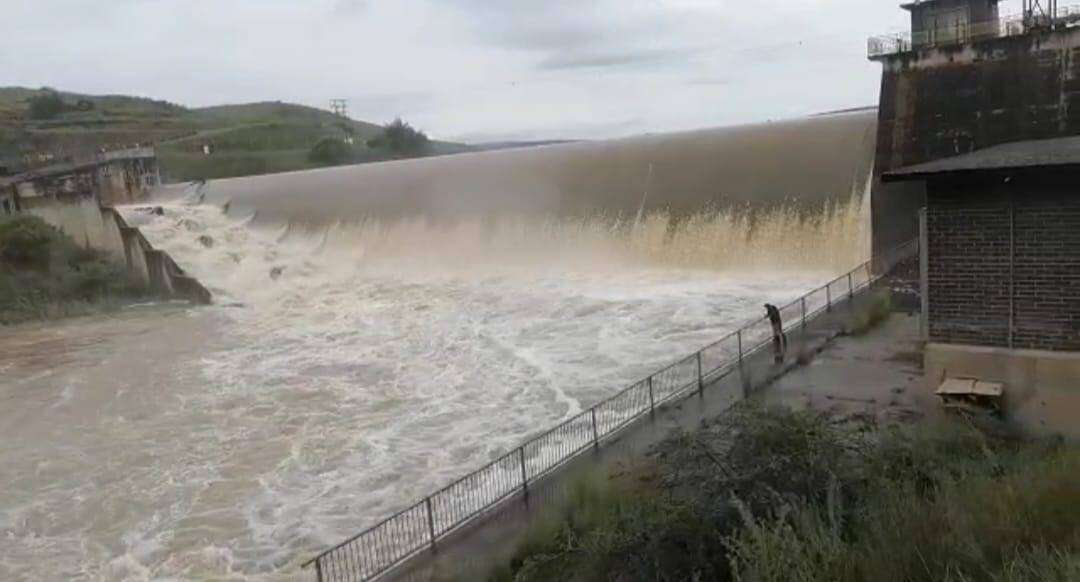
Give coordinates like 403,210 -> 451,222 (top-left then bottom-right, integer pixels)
303,240 -> 918,582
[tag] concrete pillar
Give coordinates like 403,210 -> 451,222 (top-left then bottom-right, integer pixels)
144,250 -> 174,295
119,226 -> 151,288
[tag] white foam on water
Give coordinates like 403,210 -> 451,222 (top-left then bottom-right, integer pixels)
1,191 -> 863,580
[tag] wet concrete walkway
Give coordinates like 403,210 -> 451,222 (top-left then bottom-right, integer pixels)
762,313 -> 931,424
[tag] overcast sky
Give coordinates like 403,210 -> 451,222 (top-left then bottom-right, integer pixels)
3,0 -> 1000,143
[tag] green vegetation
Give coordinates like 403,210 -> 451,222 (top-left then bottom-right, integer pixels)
483,405 -> 1079,582
367,117 -> 430,156
0,86 -> 473,181
308,137 -> 354,166
27,90 -> 68,120
0,215 -> 145,324
850,288 -> 892,335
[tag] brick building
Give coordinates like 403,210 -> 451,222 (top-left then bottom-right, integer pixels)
884,135 -> 1080,436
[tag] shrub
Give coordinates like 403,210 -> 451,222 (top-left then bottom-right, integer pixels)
723,417 -> 1080,582
0,214 -> 141,323
490,405 -> 1079,582
27,91 -> 68,120
498,470 -> 727,582
367,118 -> 429,156
850,288 -> 892,335
0,214 -> 62,270
307,137 -> 354,166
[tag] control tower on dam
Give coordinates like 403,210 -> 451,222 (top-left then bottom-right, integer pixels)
868,0 -> 1080,255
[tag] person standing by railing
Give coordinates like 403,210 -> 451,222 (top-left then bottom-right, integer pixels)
764,304 -> 786,364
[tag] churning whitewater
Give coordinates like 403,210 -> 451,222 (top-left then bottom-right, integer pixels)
1,190 -> 864,580
0,112 -> 877,580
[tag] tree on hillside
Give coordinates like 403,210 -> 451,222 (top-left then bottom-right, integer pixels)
367,118 -> 430,156
27,91 -> 68,120
307,137 -> 353,166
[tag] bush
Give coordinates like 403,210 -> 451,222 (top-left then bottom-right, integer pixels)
0,214 -> 142,324
489,405 -> 1079,582
850,288 -> 892,335
0,214 -> 62,270
726,448 -> 1080,582
27,91 -> 68,120
367,118 -> 429,156
495,470 -> 727,582
307,137 -> 354,166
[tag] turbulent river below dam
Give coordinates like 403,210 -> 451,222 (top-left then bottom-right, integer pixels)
1,111 -> 877,581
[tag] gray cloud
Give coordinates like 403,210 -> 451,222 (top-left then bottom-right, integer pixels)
333,0 -> 368,16
537,46 -> 694,71
0,0 -> 924,142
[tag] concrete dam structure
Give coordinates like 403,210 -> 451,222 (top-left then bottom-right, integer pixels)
27,199 -> 211,304
200,110 -> 878,227
3,111 -> 887,582
72,109 -> 882,580
1,148 -> 212,304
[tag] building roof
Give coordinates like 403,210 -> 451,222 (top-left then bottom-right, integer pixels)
882,135 -> 1080,182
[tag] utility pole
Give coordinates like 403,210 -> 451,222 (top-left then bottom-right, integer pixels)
1024,0 -> 1058,28
329,99 -> 349,119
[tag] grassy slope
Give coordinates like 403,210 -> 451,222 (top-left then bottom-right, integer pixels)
0,87 -> 473,180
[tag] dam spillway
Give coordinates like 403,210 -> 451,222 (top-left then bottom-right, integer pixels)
200,109 -> 877,225
1,110 -> 880,581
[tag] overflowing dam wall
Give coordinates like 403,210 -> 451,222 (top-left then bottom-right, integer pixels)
196,111 -> 878,227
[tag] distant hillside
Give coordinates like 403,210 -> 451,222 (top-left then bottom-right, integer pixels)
471,139 -> 581,151
0,87 -> 473,181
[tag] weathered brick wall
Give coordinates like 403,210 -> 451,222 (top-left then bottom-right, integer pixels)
927,179 -> 1080,351
1012,204 -> 1080,350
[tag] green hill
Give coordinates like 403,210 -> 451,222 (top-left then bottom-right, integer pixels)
0,87 -> 473,181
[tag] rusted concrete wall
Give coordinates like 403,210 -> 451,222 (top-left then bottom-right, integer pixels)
871,26 -> 1080,255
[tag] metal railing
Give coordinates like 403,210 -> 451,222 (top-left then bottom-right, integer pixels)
868,6 -> 1080,58
302,239 -> 919,582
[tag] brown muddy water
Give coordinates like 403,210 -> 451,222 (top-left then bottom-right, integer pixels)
1,111 -> 876,580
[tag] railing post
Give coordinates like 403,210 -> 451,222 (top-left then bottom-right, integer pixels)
518,447 -> 528,496
590,408 -> 599,449
801,296 -> 807,330
826,284 -> 831,312
648,376 -> 655,416
315,559 -> 324,582
696,352 -> 704,396
737,330 -> 743,364
425,497 -> 437,551
848,271 -> 854,300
